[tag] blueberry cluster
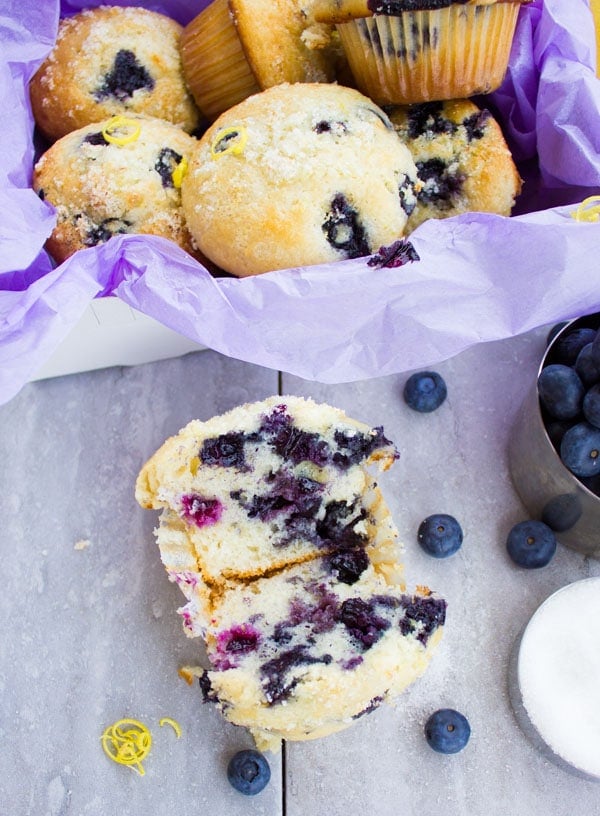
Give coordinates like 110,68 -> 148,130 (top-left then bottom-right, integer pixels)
538,323 -> 600,488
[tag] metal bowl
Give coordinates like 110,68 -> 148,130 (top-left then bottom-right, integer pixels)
508,315 -> 600,558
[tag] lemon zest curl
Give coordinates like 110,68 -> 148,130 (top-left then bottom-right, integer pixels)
102,115 -> 142,146
100,718 -> 152,776
210,126 -> 248,159
572,195 -> 600,222
159,716 -> 182,738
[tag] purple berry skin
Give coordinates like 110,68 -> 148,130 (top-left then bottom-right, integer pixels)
560,422 -> 600,478
227,750 -> 271,796
417,514 -> 463,558
537,364 -> 584,420
424,708 -> 471,754
506,520 -> 557,568
551,327 -> 597,366
403,371 -> 447,413
583,383 -> 600,429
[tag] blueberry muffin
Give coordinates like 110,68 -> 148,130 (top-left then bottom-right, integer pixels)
184,554 -> 446,751
33,115 -> 199,263
30,5 -> 201,142
136,395 -> 446,751
135,395 -> 401,586
180,0 -> 344,120
387,99 -> 522,230
180,82 -> 420,276
313,0 -> 531,105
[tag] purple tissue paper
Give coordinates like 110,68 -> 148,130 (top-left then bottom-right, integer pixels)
0,0 -> 599,405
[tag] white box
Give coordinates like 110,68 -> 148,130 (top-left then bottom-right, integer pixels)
31,297 -> 206,381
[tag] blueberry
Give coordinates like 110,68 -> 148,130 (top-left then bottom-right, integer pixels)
583,383 -> 600,429
94,49 -> 154,102
506,520 -> 557,568
424,708 -> 471,754
551,327 -> 597,366
546,322 -> 568,347
592,331 -> 600,367
322,193 -> 370,259
181,493 -> 223,527
575,343 -> 600,387
560,422 -> 600,478
403,371 -> 447,413
537,364 -> 584,420
416,157 -> 465,204
417,514 -> 462,558
462,109 -> 490,141
227,750 -> 271,796
541,493 -> 582,532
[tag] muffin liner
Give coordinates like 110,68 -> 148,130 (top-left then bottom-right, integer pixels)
336,3 -> 521,105
180,0 -> 260,120
1,0 -> 600,406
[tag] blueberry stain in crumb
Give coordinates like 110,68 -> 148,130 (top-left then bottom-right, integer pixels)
180,493 -> 223,527
399,174 -> 417,216
405,102 -> 457,140
399,594 -> 447,645
322,194 -> 371,259
94,49 -> 155,101
83,131 -> 108,146
338,597 -> 391,649
462,110 -> 490,141
313,120 -> 348,135
84,217 -> 131,246
154,147 -> 183,188
327,547 -> 370,584
416,158 -> 465,205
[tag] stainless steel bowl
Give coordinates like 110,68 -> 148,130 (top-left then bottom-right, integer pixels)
508,316 -> 600,558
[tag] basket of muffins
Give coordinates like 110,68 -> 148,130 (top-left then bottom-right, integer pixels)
29,0 -> 527,278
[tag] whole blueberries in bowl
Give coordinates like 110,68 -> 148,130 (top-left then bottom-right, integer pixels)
508,315 -> 600,559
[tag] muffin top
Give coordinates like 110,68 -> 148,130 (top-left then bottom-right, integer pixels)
181,82 -> 420,276
30,5 -> 201,141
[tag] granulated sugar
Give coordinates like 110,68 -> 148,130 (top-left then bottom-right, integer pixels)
518,578 -> 600,780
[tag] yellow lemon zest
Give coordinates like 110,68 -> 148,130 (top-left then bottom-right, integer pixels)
172,156 -> 188,188
102,115 -> 142,146
100,718 -> 152,776
159,717 -> 182,738
572,195 -> 600,223
210,126 -> 248,159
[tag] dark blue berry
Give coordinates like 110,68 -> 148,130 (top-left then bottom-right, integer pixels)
551,327 -> 597,366
546,322 -> 568,347
541,493 -> 582,532
417,514 -> 462,558
583,384 -> 600,429
424,708 -> 470,754
537,364 -> 584,420
560,422 -> 600,478
338,597 -> 390,649
201,432 -> 248,469
403,371 -> 447,413
327,547 -> 370,584
416,157 -> 464,204
227,750 -> 271,796
506,520 -> 557,568
94,49 -> 154,101
322,193 -> 370,259
592,331 -> 600,367
399,594 -> 447,645
154,147 -> 183,188
575,343 -> 600,387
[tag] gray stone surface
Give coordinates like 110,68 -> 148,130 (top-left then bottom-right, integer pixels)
1,334 -> 599,814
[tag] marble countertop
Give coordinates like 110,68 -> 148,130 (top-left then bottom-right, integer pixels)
2,329 -> 599,815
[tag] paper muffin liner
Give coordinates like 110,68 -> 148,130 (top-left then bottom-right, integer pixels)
335,3 -> 521,105
180,0 -> 260,120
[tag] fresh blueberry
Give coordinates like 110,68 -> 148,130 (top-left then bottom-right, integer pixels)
537,364 -> 584,420
592,330 -> 600,367
546,322 -> 568,347
424,708 -> 471,754
417,514 -> 462,558
560,422 -> 600,478
583,383 -> 600,429
541,493 -> 582,532
227,749 -> 271,795
575,343 -> 600,387
506,520 -> 557,568
551,327 -> 597,366
403,371 -> 447,413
